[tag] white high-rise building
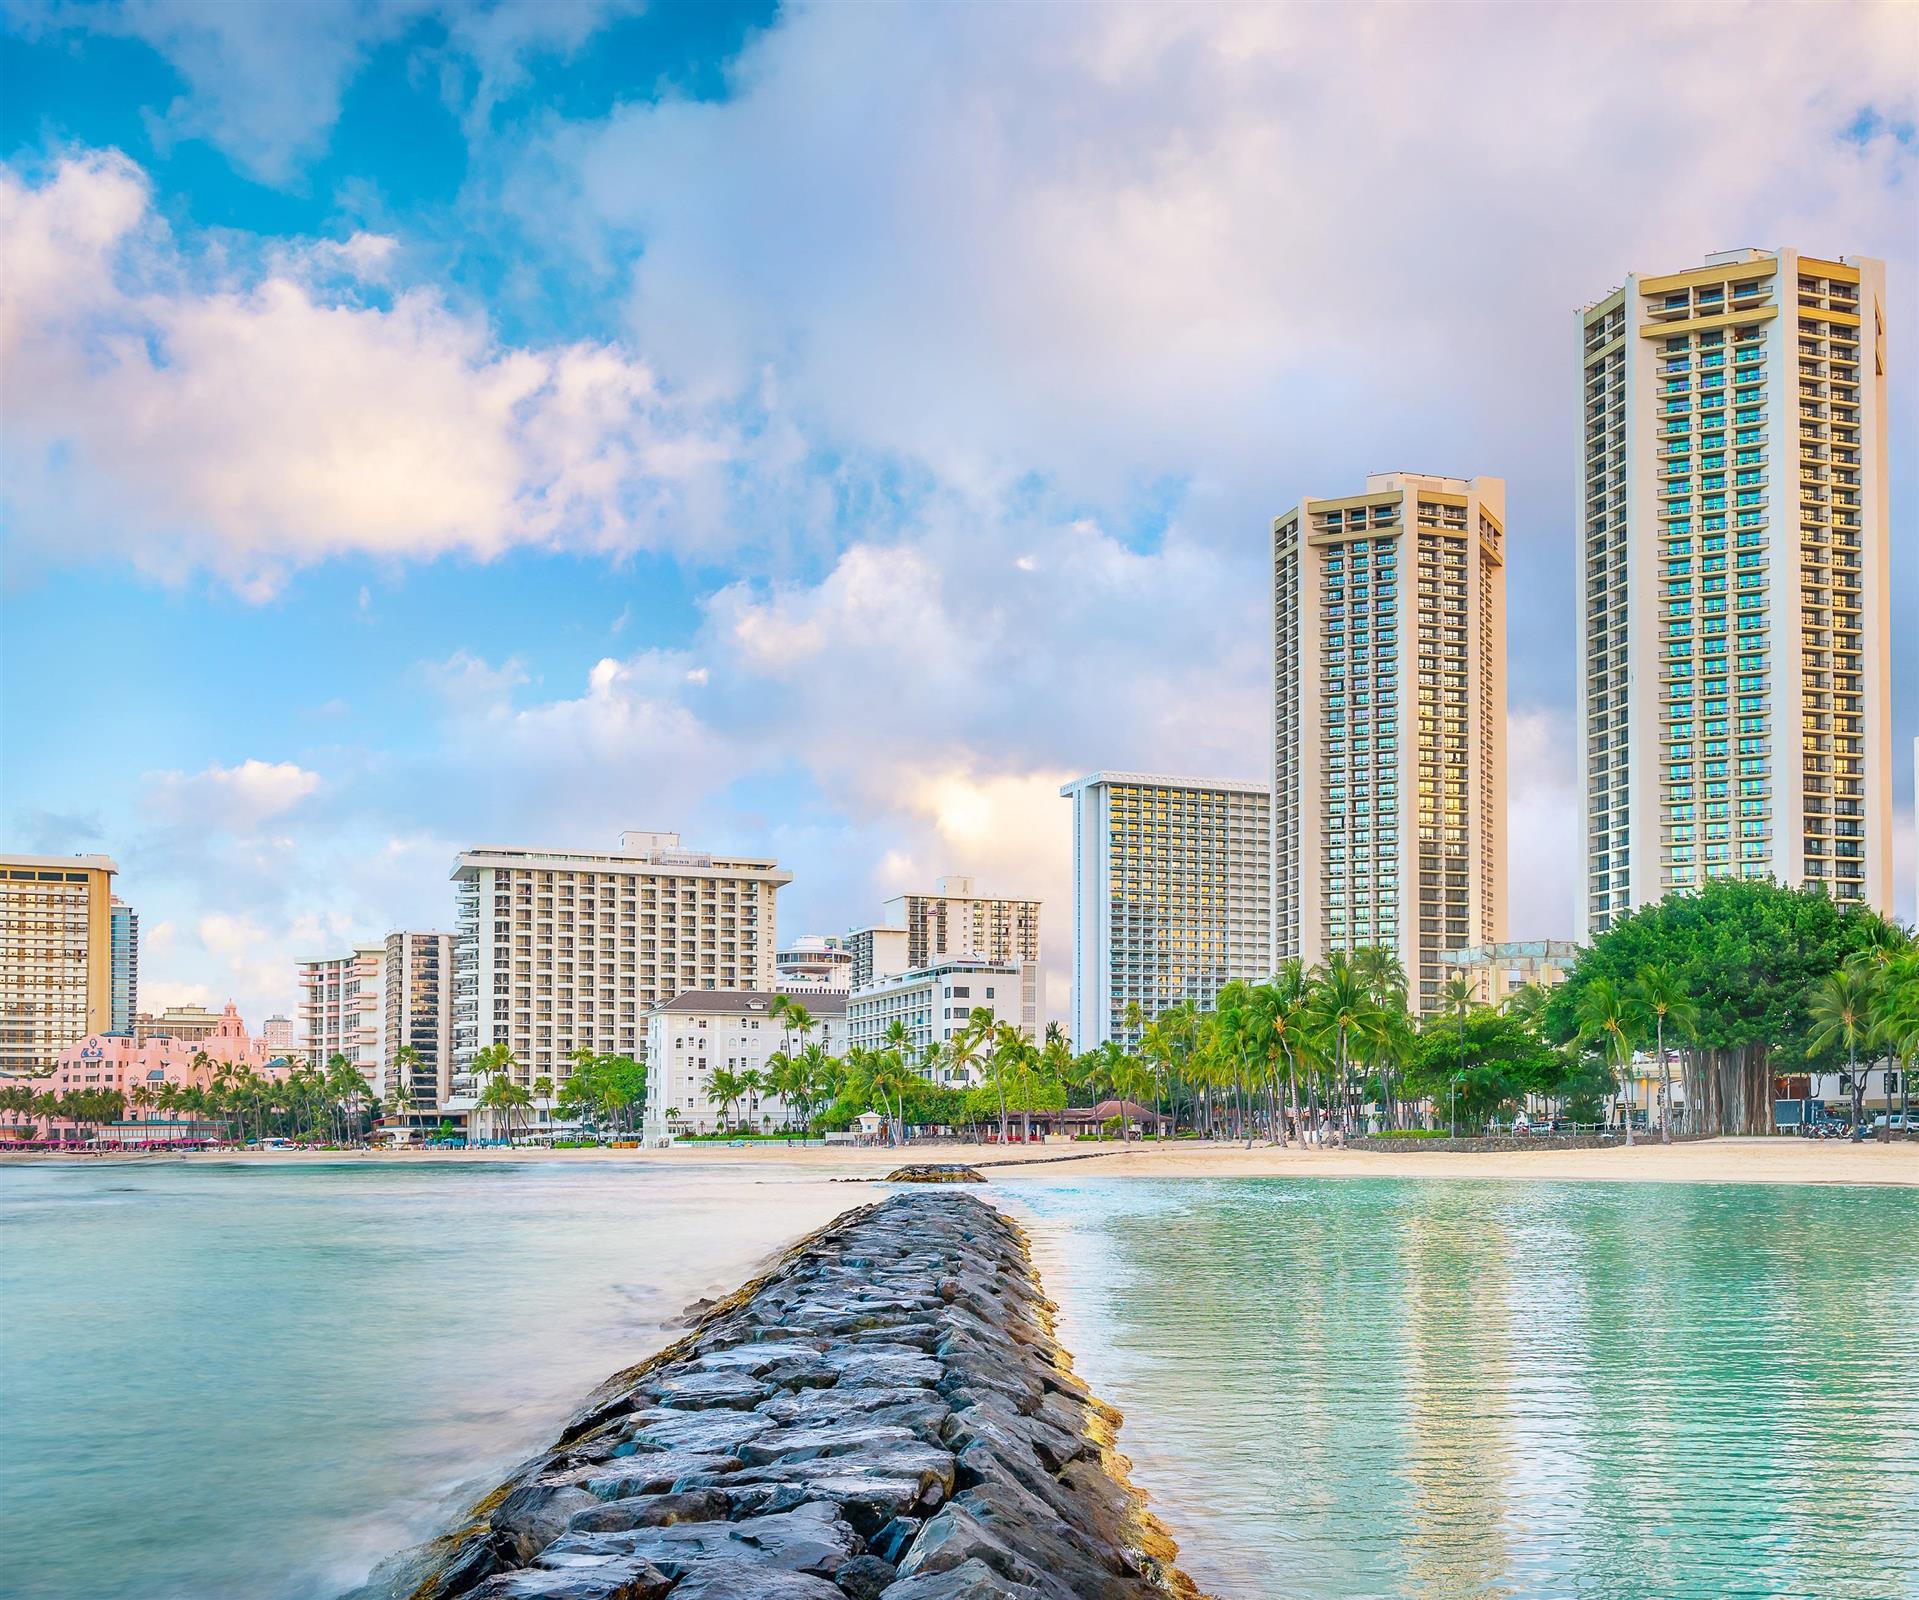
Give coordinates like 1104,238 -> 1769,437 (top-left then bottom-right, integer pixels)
879,876 -> 1041,973
297,945 -> 385,1092
845,956 -> 1035,1085
1577,250 -> 1892,937
384,930 -> 455,1108
1271,473 -> 1508,1011
845,925 -> 911,991
450,832 -> 789,1106
643,989 -> 848,1139
1061,773 -> 1272,1049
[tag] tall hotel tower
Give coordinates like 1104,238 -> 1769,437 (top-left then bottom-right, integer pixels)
1577,251 -> 1891,938
1271,474 -> 1507,1013
1061,773 -> 1272,1049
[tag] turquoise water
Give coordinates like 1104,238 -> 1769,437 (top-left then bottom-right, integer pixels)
3,1164 -> 1914,1600
0,1160 -> 865,1600
1009,1177 -> 1919,1600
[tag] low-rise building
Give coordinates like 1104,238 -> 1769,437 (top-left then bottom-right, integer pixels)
643,990 -> 848,1140
134,1003 -> 226,1045
1436,940 -> 1580,1006
39,1002 -> 291,1136
845,957 -> 1036,1087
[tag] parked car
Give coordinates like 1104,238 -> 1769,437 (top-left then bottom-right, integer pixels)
1869,1113 -> 1912,1134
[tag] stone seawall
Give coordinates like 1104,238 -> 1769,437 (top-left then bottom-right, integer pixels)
347,1193 -> 1193,1600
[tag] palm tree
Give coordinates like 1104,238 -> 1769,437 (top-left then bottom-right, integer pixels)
472,1042 -> 518,1143
389,1044 -> 422,1111
950,1007 -> 995,1103
1808,966 -> 1879,1134
1577,976 -> 1637,1144
870,1051 -> 912,1145
1436,974 -> 1480,1136
531,1075 -> 555,1137
706,1067 -> 746,1132
1870,949 -> 1917,1134
1305,952 -> 1380,1137
1629,964 -> 1698,1142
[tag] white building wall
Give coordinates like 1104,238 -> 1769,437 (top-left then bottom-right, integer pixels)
1061,773 -> 1272,1048
297,946 -> 385,1093
845,958 -> 1032,1085
642,995 -> 847,1138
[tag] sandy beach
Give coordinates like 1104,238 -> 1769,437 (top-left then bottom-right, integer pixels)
17,1135 -> 1913,1185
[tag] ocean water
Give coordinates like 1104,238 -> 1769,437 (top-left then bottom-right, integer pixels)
1007,1176 -> 1919,1600
0,1159 -> 867,1600
3,1163 -> 1914,1600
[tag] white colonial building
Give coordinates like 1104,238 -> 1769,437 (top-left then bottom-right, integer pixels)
845,957 -> 1036,1087
643,989 -> 847,1140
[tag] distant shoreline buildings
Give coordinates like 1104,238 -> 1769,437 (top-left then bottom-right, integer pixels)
1,248 -> 1902,1104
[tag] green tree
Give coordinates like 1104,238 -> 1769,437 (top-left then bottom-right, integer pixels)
1545,877 -> 1891,1133
1807,966 -> 1878,1132
1577,976 -> 1638,1144
1304,951 -> 1381,1137
1629,964 -> 1698,1141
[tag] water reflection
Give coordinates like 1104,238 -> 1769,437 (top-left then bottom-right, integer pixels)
1011,1178 -> 1919,1600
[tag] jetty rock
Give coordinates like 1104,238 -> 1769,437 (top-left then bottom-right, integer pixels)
884,1165 -> 987,1185
345,1193 -> 1193,1600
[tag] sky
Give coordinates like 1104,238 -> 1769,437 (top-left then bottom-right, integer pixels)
2,0 -> 1915,1031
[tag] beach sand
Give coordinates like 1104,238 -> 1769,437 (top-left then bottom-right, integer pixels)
23,1135 -> 1914,1185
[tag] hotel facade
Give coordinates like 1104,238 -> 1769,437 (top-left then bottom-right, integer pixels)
879,876 -> 1042,974
845,955 -> 1036,1082
0,853 -> 118,1075
1061,773 -> 1272,1049
384,930 -> 455,1108
1577,249 -> 1891,938
1271,473 -> 1508,1011
643,989 -> 848,1139
450,831 -> 789,1101
297,945 -> 385,1092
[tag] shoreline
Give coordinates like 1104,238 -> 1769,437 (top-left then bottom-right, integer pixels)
8,1136 -> 1913,1187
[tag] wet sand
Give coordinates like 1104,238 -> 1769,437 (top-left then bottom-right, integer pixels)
20,1135 -> 1913,1185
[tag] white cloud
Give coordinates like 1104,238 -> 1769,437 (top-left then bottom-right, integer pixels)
569,2 -> 1916,513
0,151 -> 736,593
144,759 -> 321,829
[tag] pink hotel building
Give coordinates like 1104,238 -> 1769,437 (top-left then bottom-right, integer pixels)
35,1002 -> 293,1137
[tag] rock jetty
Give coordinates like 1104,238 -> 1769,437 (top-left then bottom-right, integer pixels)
884,1164 -> 986,1184
348,1193 -> 1193,1600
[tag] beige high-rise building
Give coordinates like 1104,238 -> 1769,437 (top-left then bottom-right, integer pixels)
450,832 -> 789,1105
1271,473 -> 1508,1012
1062,773 -> 1272,1048
1578,251 -> 1892,937
0,853 -> 117,1075
880,876 -> 1041,972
